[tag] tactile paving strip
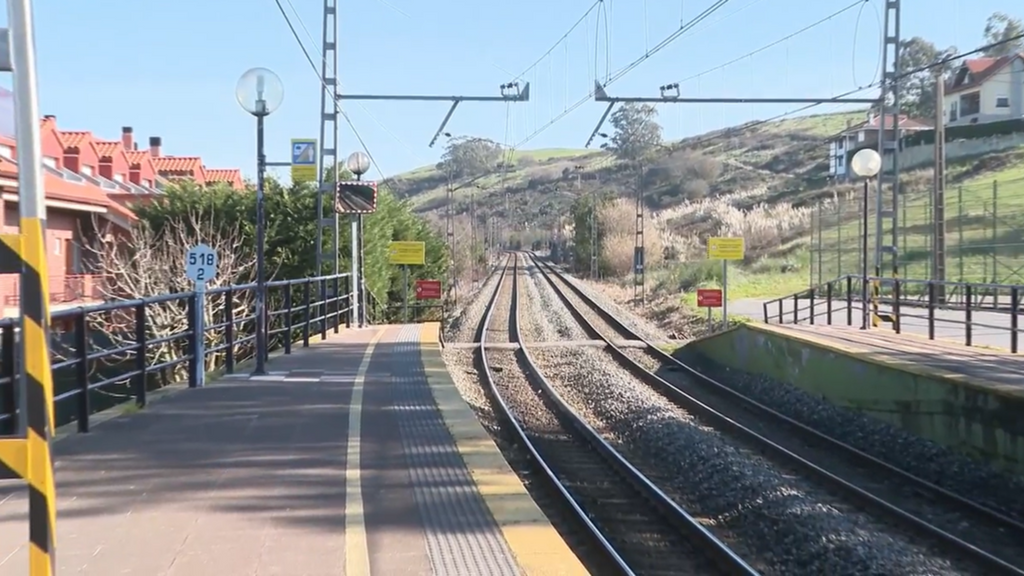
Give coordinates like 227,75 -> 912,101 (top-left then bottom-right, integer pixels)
391,324 -> 522,576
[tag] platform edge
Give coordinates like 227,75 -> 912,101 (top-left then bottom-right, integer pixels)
418,322 -> 590,576
747,323 -> 1024,400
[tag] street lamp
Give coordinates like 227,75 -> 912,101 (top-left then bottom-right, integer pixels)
236,67 -> 284,374
345,151 -> 371,327
850,147 -> 881,331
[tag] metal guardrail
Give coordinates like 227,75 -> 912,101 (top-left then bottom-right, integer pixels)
0,273 -> 352,435
762,274 -> 1024,352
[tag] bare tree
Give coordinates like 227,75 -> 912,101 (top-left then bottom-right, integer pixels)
82,211 -> 258,378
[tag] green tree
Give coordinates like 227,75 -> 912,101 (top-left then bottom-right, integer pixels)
898,37 -> 958,120
983,12 -> 1024,56
437,136 -> 504,179
607,103 -> 663,162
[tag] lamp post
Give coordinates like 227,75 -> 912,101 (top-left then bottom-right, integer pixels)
850,148 -> 882,331
236,67 -> 284,374
346,151 -> 371,327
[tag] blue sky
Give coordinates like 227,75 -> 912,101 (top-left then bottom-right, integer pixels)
0,0 -> 1017,182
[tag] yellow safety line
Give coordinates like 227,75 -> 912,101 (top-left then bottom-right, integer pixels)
344,327 -> 388,576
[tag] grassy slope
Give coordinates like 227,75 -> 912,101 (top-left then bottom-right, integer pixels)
389,111 -> 1024,311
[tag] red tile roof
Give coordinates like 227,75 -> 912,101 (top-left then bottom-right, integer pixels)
93,140 -> 122,159
205,168 -> 243,186
59,130 -> 93,151
948,53 -> 1024,95
0,156 -> 134,220
124,150 -> 151,167
152,156 -> 202,174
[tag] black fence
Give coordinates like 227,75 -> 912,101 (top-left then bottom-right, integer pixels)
0,273 -> 352,435
762,274 -> 1024,352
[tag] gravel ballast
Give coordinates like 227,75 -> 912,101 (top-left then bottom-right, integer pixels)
517,268 -> 973,575
677,348 -> 1024,523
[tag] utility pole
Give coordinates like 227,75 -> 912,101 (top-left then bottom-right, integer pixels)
584,81 -> 879,307
633,161 -> 645,305
872,0 -> 902,326
933,68 -> 947,301
469,189 -> 477,284
444,169 -> 456,304
315,0 -> 341,318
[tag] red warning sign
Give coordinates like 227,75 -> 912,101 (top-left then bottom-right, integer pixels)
415,279 -> 442,300
696,288 -> 723,308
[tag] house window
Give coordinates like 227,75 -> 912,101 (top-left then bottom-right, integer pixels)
960,92 -> 981,117
996,96 -> 1010,108
0,145 -> 11,158
950,101 -> 958,122
42,156 -> 57,168
857,131 -> 865,142
81,165 -> 93,176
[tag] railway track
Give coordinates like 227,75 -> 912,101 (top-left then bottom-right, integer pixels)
477,254 -> 758,576
528,252 -> 1024,575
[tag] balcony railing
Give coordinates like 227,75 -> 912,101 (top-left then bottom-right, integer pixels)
0,274 -> 106,307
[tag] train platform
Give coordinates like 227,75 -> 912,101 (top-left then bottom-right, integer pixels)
0,324 -> 585,575
683,322 -> 1024,474
764,323 -> 1024,394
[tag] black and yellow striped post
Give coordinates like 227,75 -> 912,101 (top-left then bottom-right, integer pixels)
1,0 -> 60,572
0,230 -> 57,575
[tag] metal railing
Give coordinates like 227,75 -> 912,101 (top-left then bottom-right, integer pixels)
0,273 -> 352,435
762,274 -> 1024,352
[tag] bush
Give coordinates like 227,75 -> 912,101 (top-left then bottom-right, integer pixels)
598,198 -> 665,276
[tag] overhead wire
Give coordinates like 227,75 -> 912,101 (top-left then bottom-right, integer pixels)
273,0 -> 409,184
672,0 -> 867,86
514,0 -> 735,148
679,32 -> 1024,149
512,0 -> 605,82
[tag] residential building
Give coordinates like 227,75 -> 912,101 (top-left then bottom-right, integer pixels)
944,53 -> 1024,126
827,113 -> 931,180
0,108 -> 245,317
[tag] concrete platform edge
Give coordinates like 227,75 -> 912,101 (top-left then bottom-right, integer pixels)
685,324 -> 1024,474
747,322 -> 1023,400
418,323 -> 589,576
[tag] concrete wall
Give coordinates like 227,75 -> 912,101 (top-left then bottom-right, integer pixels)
885,132 -> 1024,171
684,324 -> 1024,474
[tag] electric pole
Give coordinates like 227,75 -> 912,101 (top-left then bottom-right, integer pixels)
633,160 -> 645,305
934,68 -> 947,301
585,82 -> 879,308
469,189 -> 477,284
315,0 -> 341,317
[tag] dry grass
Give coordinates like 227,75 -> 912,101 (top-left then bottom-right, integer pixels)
598,198 -> 665,275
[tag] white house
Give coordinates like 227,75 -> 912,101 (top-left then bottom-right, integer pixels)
944,53 -> 1024,126
828,113 -> 930,180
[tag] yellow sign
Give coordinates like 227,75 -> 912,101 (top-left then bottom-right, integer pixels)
290,138 -> 318,183
707,237 -> 745,260
388,241 -> 425,265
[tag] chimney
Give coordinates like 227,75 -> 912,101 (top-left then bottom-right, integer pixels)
121,126 -> 133,151
846,119 -> 853,129
149,136 -> 161,157
134,143 -> 138,150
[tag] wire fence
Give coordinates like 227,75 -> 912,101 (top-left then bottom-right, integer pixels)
808,175 -> 1024,287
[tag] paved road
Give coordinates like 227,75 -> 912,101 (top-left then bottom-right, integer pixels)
731,298 -> 1020,351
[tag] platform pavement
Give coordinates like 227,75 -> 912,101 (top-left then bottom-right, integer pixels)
0,324 -> 585,575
